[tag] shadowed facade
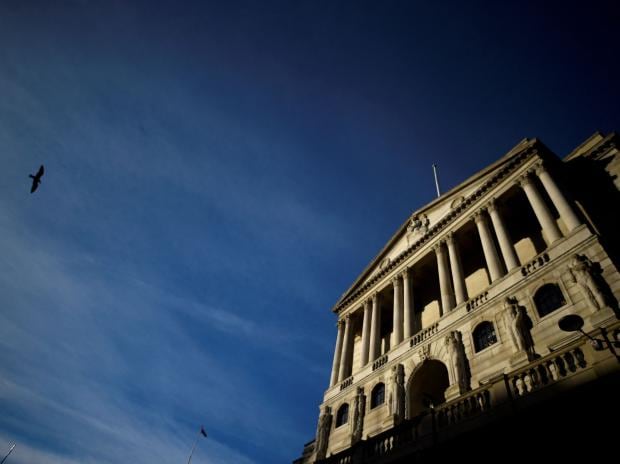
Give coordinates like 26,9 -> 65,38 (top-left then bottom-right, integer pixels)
294,132 -> 620,464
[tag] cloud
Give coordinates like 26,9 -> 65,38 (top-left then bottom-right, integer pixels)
0,205 -> 314,463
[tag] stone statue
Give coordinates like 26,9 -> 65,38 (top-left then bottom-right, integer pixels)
505,297 -> 535,359
315,405 -> 332,460
352,387 -> 366,443
445,331 -> 469,392
391,364 -> 406,423
407,213 -> 430,235
569,254 -> 607,310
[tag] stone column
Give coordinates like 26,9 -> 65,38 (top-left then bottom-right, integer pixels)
392,277 -> 403,347
369,293 -> 381,361
330,320 -> 345,386
473,209 -> 503,282
338,314 -> 354,382
434,241 -> 454,316
487,199 -> 519,272
446,232 -> 467,305
534,162 -> 581,232
360,300 -> 372,366
402,268 -> 413,339
518,173 -> 562,244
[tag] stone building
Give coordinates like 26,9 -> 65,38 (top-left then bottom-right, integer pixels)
294,132 -> 620,464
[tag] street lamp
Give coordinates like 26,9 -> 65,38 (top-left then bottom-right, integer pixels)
558,314 -> 620,364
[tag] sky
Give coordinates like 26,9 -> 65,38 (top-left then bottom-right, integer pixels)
0,1 -> 619,463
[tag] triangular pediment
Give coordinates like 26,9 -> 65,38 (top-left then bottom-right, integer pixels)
334,137 -> 537,311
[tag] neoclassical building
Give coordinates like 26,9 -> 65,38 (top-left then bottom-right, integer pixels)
294,132 -> 620,464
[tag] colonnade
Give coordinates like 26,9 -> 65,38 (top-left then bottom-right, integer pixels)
329,162 -> 581,386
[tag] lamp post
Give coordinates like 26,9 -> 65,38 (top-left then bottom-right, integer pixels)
558,314 -> 620,364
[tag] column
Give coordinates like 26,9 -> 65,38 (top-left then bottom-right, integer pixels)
403,268 -> 413,339
369,293 -> 381,361
360,300 -> 372,366
330,320 -> 345,386
487,199 -> 519,272
434,241 -> 454,316
473,209 -> 503,282
518,173 -> 562,244
534,162 -> 581,231
446,232 -> 467,305
392,277 -> 403,346
338,314 -> 353,382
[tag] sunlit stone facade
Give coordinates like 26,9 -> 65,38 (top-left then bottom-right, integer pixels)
294,132 -> 620,464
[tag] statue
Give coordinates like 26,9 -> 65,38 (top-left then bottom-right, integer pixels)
390,364 -> 406,423
504,297 -> 535,359
351,387 -> 366,443
407,213 -> 430,235
445,331 -> 469,392
569,254 -> 607,310
315,406 -> 332,460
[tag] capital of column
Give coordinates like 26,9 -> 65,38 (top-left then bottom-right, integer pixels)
401,266 -> 410,280
392,276 -> 402,288
533,160 -> 546,176
445,231 -> 455,245
472,208 -> 487,224
372,292 -> 379,304
336,319 -> 345,329
432,240 -> 445,253
517,172 -> 534,188
487,198 -> 498,213
364,299 -> 372,310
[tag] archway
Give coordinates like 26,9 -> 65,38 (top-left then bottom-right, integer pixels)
406,359 -> 450,419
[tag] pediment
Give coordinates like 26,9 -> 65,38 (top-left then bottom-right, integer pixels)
335,138 -> 535,310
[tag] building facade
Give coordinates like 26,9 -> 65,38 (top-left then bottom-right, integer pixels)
294,132 -> 620,464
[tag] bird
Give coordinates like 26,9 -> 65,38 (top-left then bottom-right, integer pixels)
29,165 -> 44,193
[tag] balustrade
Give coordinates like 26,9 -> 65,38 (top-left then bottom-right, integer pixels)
520,252 -> 550,276
372,354 -> 388,371
410,323 -> 439,347
508,346 -> 586,397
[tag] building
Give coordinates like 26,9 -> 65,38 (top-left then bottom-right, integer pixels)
294,132 -> 620,464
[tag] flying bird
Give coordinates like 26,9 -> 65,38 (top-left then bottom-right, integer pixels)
29,165 -> 44,193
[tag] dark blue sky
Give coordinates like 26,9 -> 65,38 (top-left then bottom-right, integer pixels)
0,1 -> 618,463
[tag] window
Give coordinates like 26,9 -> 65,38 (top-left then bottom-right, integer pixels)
534,283 -> 566,318
473,321 -> 497,352
335,404 -> 349,427
370,383 -> 385,409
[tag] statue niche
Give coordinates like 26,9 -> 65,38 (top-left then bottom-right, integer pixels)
351,387 -> 366,444
568,254 -> 610,311
389,364 -> 406,424
445,330 -> 470,394
504,297 -> 536,361
315,405 -> 332,460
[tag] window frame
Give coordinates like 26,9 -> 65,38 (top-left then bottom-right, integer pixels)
370,382 -> 385,409
533,283 -> 567,318
472,321 -> 498,353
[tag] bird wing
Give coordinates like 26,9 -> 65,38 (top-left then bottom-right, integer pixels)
36,165 -> 45,178
30,180 -> 38,193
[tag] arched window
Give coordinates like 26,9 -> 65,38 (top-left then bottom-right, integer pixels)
335,404 -> 349,427
473,321 -> 497,352
534,283 -> 566,318
370,383 -> 385,409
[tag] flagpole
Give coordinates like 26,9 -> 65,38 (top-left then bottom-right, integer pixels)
186,430 -> 200,464
0,443 -> 16,464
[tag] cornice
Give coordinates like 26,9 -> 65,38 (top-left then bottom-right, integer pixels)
333,144 -> 546,314
586,132 -> 618,159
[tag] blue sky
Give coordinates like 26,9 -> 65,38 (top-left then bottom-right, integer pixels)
0,1 -> 618,463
